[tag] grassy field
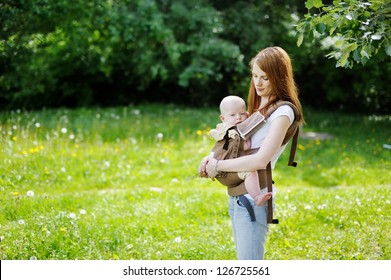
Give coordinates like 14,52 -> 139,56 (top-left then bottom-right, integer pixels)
0,104 -> 390,260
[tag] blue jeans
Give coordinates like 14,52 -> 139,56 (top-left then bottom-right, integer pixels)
228,194 -> 269,260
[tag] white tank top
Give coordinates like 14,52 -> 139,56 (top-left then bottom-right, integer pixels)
250,105 -> 295,169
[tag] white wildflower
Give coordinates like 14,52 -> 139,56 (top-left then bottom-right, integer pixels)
156,133 -> 163,140
27,190 -> 34,197
61,127 -> 67,134
174,237 -> 182,243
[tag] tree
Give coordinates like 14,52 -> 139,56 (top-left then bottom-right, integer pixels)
297,0 -> 390,68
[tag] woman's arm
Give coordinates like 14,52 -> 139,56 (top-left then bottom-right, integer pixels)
205,115 -> 291,176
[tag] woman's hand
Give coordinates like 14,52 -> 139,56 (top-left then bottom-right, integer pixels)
198,155 -> 210,178
205,157 -> 219,179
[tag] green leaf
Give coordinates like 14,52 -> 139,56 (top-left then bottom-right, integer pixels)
316,23 -> 326,34
352,49 -> 361,62
297,33 -> 304,47
339,51 -> 350,67
313,0 -> 324,8
360,49 -> 370,59
305,0 -> 314,9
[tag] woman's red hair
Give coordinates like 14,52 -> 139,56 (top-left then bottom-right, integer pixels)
247,46 -> 304,124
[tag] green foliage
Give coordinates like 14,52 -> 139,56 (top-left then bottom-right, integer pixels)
297,0 -> 391,68
0,0 -> 389,114
0,105 -> 390,259
0,0 -> 244,108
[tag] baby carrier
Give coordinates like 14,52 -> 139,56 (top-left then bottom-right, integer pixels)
210,101 -> 301,224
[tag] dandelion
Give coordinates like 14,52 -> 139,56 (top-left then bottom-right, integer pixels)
69,213 -> 76,219
317,204 -> 327,210
174,236 -> 182,243
0,236 -> 4,241
196,130 -> 203,135
60,227 -> 67,232
12,136 -> 17,141
18,219 -> 25,225
12,192 -> 19,196
30,256 -> 37,260
79,209 -> 86,215
69,134 -> 75,140
304,205 -> 312,210
103,161 -> 110,169
156,133 -> 163,140
61,127 -> 67,134
35,123 -> 41,128
27,190 -> 34,197
298,144 -> 305,150
150,187 -> 163,193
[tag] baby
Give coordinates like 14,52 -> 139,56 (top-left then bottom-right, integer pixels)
210,95 -> 272,206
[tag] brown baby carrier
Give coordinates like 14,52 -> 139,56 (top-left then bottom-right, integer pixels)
210,101 -> 301,224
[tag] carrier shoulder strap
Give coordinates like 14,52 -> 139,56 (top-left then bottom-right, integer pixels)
264,101 -> 300,167
265,101 -> 300,224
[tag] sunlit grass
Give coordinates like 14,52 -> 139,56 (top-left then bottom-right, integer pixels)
0,104 -> 390,259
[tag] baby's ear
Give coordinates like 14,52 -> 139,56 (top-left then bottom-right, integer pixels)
246,111 -> 250,117
220,115 -> 225,122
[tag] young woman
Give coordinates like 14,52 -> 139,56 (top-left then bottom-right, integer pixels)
199,46 -> 305,260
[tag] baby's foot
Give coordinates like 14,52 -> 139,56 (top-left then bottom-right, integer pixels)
255,192 -> 272,206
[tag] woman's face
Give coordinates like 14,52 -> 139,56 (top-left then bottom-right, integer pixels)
252,62 -> 272,98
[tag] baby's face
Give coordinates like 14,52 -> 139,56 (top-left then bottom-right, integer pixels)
220,103 -> 248,126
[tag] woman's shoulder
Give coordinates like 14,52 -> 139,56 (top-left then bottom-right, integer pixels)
269,105 -> 294,124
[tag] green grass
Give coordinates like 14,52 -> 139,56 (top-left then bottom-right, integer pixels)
0,104 -> 390,260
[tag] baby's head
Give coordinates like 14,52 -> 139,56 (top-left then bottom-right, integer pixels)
219,95 -> 249,126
